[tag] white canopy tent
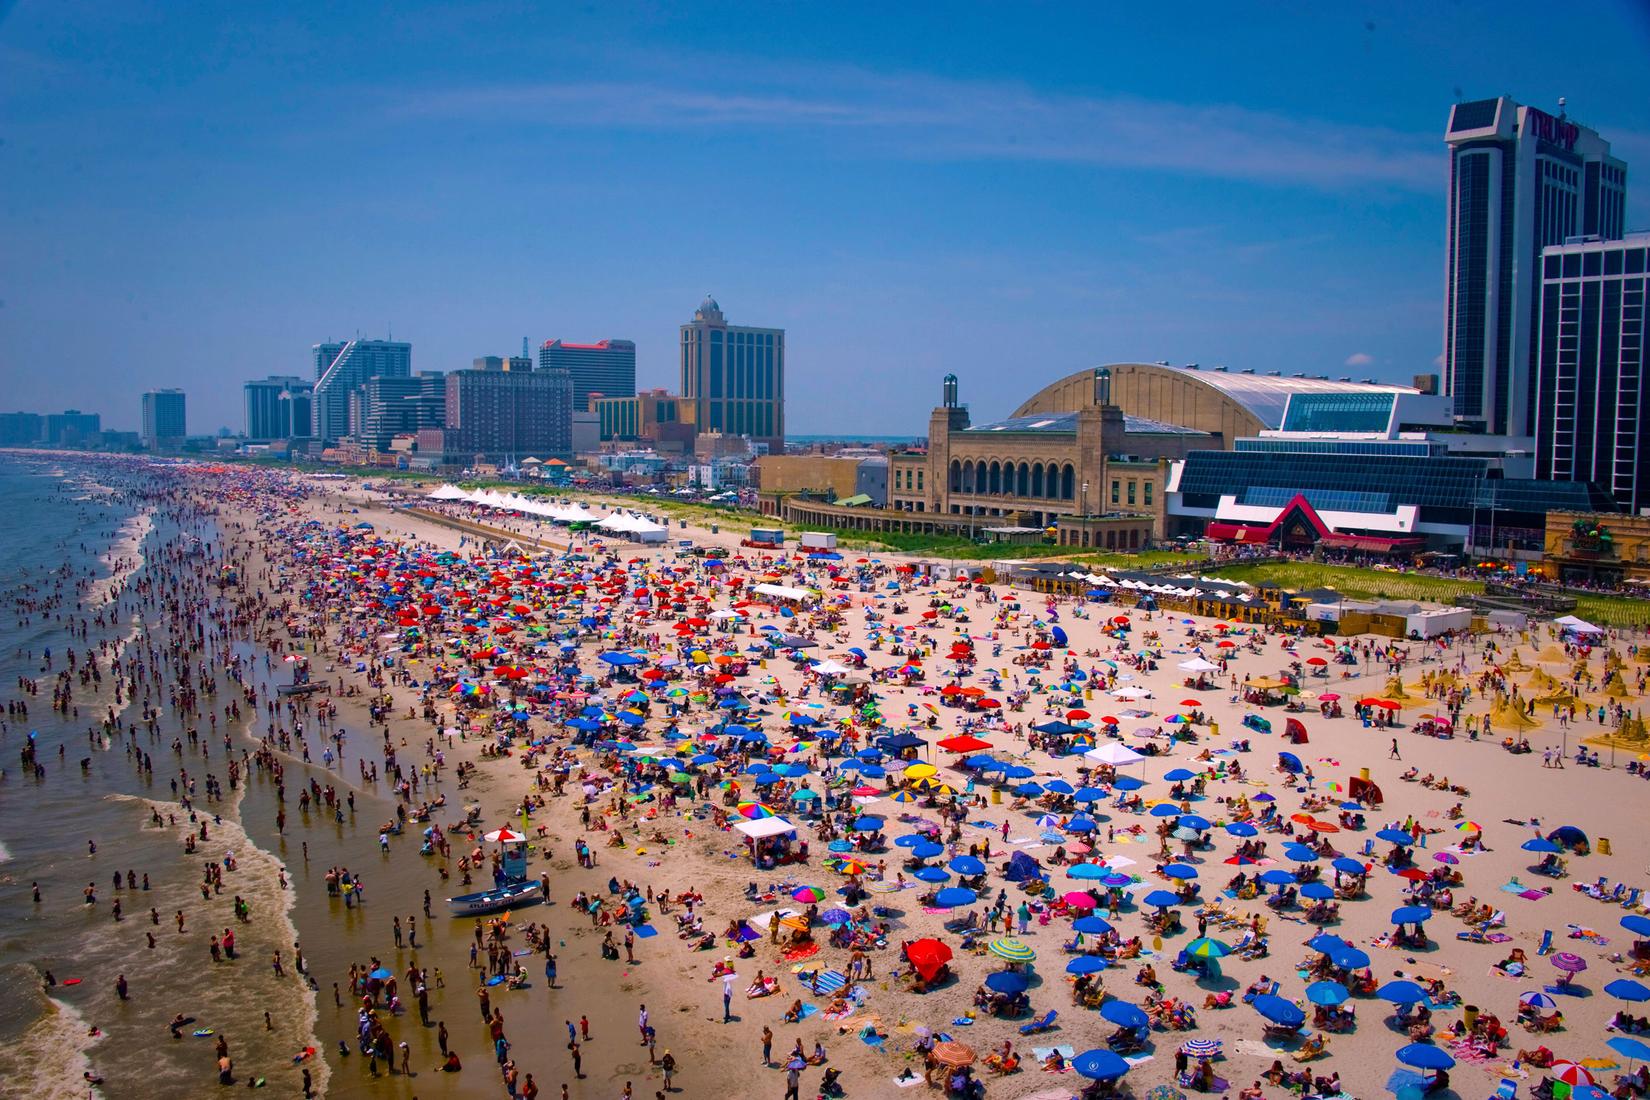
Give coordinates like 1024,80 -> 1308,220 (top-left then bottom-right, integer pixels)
1085,743 -> 1145,766
1553,615 -> 1604,635
732,816 -> 797,840
1178,657 -> 1219,672
751,582 -> 815,603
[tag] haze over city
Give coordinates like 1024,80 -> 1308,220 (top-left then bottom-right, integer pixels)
3,2 -> 1650,433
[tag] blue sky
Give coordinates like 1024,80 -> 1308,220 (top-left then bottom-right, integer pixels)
3,2 -> 1649,435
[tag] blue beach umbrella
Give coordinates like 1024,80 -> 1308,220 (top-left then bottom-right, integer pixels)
948,856 -> 986,876
1332,857 -> 1367,875
1253,994 -> 1304,1027
1391,906 -> 1432,925
1308,934 -> 1347,954
934,887 -> 977,908
1072,915 -> 1113,934
1307,981 -> 1349,1006
1099,1001 -> 1149,1029
984,970 -> 1029,994
1143,890 -> 1182,909
1163,768 -> 1197,781
1378,980 -> 1427,1005
1376,828 -> 1414,845
912,867 -> 950,883
1606,979 -> 1650,1002
1149,803 -> 1181,818
1396,1044 -> 1455,1071
1258,869 -> 1297,886
1067,863 -> 1108,880
1300,882 -> 1336,901
1332,947 -> 1371,970
1225,822 -> 1258,838
1066,955 -> 1109,974
1073,1049 -> 1131,1081
1162,864 -> 1198,880
1623,914 -> 1650,936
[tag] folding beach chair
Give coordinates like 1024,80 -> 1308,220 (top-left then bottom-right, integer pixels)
1536,929 -> 1553,956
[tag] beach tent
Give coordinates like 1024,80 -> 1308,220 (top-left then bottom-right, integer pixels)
1005,851 -> 1045,884
1179,657 -> 1220,672
428,484 -> 470,500
1554,615 -> 1604,635
733,816 -> 797,840
751,582 -> 815,603
1086,743 -> 1145,766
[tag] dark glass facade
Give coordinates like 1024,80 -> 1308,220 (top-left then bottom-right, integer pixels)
1537,239 -> 1650,513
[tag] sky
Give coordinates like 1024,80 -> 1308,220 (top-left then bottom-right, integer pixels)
3,2 -> 1650,436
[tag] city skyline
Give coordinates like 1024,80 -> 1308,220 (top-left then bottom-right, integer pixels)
3,4 -> 1650,434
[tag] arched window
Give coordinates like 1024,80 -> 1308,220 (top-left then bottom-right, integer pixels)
1061,465 -> 1075,500
1031,464 -> 1044,498
988,461 -> 1002,495
949,459 -> 961,493
1015,463 -> 1029,496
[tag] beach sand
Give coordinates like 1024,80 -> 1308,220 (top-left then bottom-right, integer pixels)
151,473 -> 1650,1099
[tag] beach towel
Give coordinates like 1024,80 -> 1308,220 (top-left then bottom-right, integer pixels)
633,924 -> 659,938
809,969 -> 849,995
1519,890 -> 1548,901
782,942 -> 820,962
1032,1045 -> 1076,1068
891,1074 -> 923,1087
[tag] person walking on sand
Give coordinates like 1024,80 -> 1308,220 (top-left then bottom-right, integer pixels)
761,1025 -> 773,1065
1390,738 -> 1401,760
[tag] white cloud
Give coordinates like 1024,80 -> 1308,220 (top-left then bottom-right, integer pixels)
1345,352 -> 1375,367
386,66 -> 1439,193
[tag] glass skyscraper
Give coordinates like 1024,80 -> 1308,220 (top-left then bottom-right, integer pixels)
538,339 -> 636,412
311,339 -> 412,443
678,296 -> 784,451
1443,96 -> 1627,437
1536,233 -> 1650,514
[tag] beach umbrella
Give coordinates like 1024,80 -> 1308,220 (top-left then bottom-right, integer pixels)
1432,852 -> 1459,865
1608,1036 -> 1650,1064
1258,869 -> 1297,886
1149,803 -> 1182,818
1162,864 -> 1199,880
1306,981 -> 1349,1006
483,827 -> 526,843
1332,947 -> 1371,970
1111,775 -> 1145,791
1185,937 -> 1231,958
1391,906 -> 1432,925
1376,828 -> 1414,845
819,908 -> 852,925
1066,955 -> 1109,974
1101,873 -> 1132,888
1521,837 -> 1562,853
1300,882 -> 1335,901
912,867 -> 950,883
1284,844 -> 1320,862
934,887 -> 977,908
834,859 -> 870,876
1163,768 -> 1197,781
894,833 -> 928,848
369,967 -> 393,981
1252,994 -> 1304,1027
984,970 -> 1029,994
792,886 -> 826,903
1396,1044 -> 1456,1070
1308,934 -> 1347,954
1332,857 -> 1367,875
1073,915 -> 1113,934
912,841 -> 945,859
1067,863 -> 1108,880
905,938 -> 952,980
1063,891 -> 1098,910
1143,890 -> 1181,909
1178,814 -> 1211,832
948,856 -> 986,876
1074,787 -> 1105,803
1606,979 -> 1650,1002
1044,779 -> 1075,795
1378,980 -> 1427,1004
1551,952 -> 1588,973
989,937 -> 1036,962
1225,822 -> 1259,838
1519,991 -> 1560,1012
1099,1000 -> 1150,1029
1623,914 -> 1650,936
1224,854 -> 1259,866
930,1041 -> 975,1068
1180,1037 -> 1221,1058
1073,1048 -> 1131,1080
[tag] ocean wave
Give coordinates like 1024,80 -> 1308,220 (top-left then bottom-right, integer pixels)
0,967 -> 106,1100
86,511 -> 153,609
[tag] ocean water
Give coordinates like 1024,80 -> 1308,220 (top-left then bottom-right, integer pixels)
0,459 -> 325,1098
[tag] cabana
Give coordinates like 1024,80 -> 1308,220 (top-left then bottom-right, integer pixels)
733,815 -> 801,868
751,582 -> 816,605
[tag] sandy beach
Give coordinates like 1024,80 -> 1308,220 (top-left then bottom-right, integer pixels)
12,460 -> 1650,1100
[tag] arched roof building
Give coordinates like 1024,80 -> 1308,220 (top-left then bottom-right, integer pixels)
1013,363 -> 1418,446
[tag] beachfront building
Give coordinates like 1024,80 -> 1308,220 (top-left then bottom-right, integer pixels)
590,388 -> 696,449
243,376 -> 313,441
1443,96 -> 1629,437
679,296 -> 784,453
1542,511 -> 1650,587
432,367 -> 573,465
311,338 -> 412,443
346,373 -> 447,454
1164,386 -> 1618,558
44,409 -> 102,446
141,388 -> 187,451
540,338 -> 637,413
1535,232 -> 1650,515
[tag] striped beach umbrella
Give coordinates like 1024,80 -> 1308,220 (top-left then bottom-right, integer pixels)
1179,1038 -> 1221,1058
1185,937 -> 1231,958
988,937 -> 1037,962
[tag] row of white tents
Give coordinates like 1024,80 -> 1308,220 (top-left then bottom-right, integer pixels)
424,485 -> 668,542
1053,568 -> 1255,602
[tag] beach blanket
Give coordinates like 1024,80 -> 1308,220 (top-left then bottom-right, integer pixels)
891,1074 -> 923,1087
633,924 -> 659,938
807,969 -> 849,995
782,942 -> 821,962
1519,889 -> 1549,901
1032,1045 -> 1076,1069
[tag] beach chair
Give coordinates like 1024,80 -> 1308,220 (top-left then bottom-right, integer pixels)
1479,909 -> 1506,929
1019,1009 -> 1058,1035
1493,1078 -> 1518,1100
1537,930 -> 1554,956
1623,887 -> 1642,910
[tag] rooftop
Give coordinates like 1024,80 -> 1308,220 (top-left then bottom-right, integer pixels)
962,411 -> 1209,436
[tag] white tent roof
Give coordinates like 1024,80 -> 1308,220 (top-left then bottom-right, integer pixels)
811,659 -> 851,675
1085,743 -> 1145,765
1178,657 -> 1219,672
428,484 -> 469,500
732,817 -> 797,839
752,582 -> 814,602
1553,615 -> 1604,633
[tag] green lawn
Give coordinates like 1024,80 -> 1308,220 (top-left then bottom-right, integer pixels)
1201,561 -> 1485,603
